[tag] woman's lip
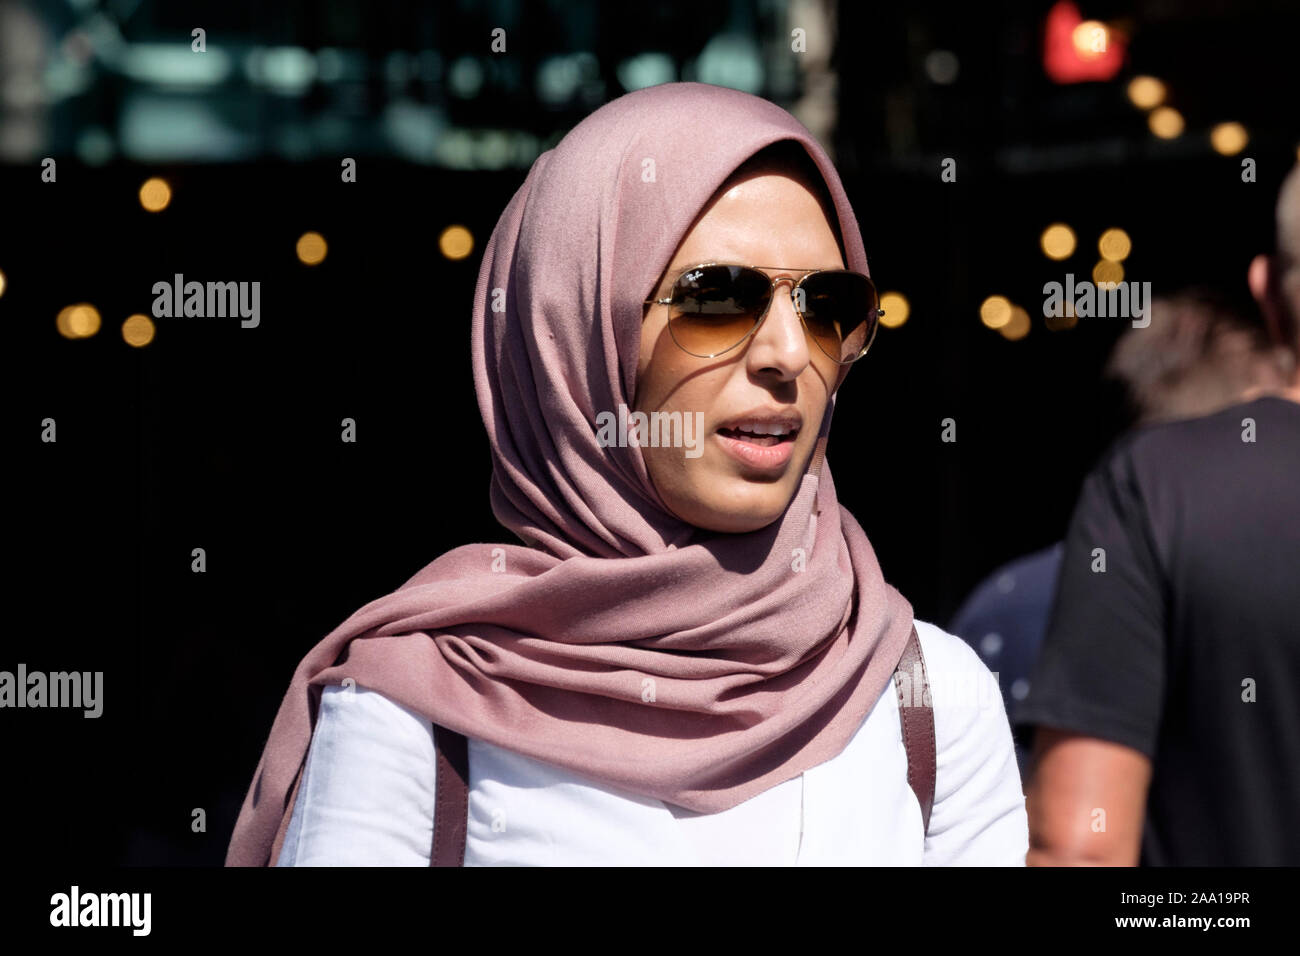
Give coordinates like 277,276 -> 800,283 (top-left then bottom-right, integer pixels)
714,431 -> 796,472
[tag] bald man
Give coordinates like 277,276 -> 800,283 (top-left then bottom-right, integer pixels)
1246,163 -> 1300,402
1018,163 -> 1300,866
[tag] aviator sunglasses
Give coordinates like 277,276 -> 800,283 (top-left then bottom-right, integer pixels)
643,262 -> 884,365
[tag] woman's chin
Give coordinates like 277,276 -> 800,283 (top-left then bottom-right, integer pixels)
667,477 -> 796,534
686,510 -> 782,535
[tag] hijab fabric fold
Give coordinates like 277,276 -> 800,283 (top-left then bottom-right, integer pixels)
226,81 -> 915,867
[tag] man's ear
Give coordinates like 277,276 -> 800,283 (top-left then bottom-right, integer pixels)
1248,253 -> 1288,347
1248,252 -> 1270,301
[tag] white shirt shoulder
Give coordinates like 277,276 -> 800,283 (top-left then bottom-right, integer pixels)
276,619 -> 1027,865
276,683 -> 437,866
911,619 -> 1029,865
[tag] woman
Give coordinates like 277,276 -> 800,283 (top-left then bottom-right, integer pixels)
226,81 -> 1027,866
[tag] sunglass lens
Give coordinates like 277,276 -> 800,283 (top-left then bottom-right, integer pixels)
669,265 -> 770,356
800,271 -> 878,363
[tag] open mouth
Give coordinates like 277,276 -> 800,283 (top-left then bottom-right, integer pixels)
715,425 -> 799,447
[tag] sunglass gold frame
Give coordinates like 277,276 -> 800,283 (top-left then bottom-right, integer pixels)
643,262 -> 884,365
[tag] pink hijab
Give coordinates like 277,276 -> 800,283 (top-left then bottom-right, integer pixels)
226,81 -> 915,866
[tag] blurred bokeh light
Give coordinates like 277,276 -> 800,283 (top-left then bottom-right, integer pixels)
296,231 -> 328,265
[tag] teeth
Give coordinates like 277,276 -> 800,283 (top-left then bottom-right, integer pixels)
732,421 -> 794,436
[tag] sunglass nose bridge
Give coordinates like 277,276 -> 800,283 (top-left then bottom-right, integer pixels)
757,273 -> 805,315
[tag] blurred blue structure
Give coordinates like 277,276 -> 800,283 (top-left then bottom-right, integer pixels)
948,541 -> 1065,778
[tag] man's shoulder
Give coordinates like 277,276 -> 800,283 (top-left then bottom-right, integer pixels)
1116,395 -> 1300,459
1078,396 -> 1300,512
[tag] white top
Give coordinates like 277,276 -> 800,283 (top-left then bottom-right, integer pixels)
276,620 -> 1028,865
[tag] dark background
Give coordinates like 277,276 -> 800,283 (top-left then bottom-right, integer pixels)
3,0 -> 1298,865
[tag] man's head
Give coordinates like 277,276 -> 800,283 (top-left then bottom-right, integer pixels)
1105,289 -> 1293,424
1247,162 -> 1300,389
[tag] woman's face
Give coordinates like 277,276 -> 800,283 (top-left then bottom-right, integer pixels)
635,169 -> 847,534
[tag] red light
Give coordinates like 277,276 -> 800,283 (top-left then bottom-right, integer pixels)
1043,0 -> 1126,83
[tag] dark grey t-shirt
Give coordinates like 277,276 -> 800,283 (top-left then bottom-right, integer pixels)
1016,396 -> 1300,866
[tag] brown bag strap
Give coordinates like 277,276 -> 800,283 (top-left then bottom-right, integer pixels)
894,624 -> 937,835
430,724 -> 469,867
429,623 -> 936,865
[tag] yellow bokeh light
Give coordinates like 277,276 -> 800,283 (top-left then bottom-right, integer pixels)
1072,21 -> 1109,56
999,305 -> 1030,341
1210,122 -> 1248,156
1127,76 -> 1166,110
296,231 -> 328,265
139,177 -> 172,212
1098,228 -> 1132,262
1041,223 -> 1077,261
0,268 -> 7,298
878,291 -> 910,329
122,313 -> 156,347
439,225 -> 474,260
1149,106 -> 1184,139
1092,259 -> 1124,285
70,304 -> 101,337
57,303 -> 101,339
1045,304 -> 1078,331
979,295 -> 1013,330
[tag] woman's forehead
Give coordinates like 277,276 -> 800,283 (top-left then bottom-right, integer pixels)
669,188 -> 844,264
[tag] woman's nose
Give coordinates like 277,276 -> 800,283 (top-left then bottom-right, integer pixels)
748,278 -> 812,375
